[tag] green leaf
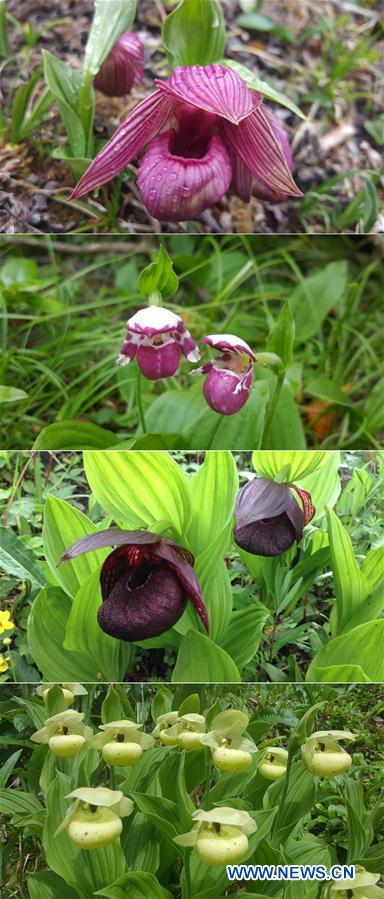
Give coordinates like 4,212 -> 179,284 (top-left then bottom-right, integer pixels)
362,546 -> 384,590
306,621 -> 384,682
130,793 -> 180,841
84,0 -> 137,75
266,303 -> 295,369
264,761 -> 315,840
296,452 -> 341,518
220,59 -> 306,120
138,246 -> 179,301
220,603 -> 270,669
28,871 -> 79,899
289,261 -> 348,343
163,0 -> 225,68
252,450 -> 327,483
96,871 -> 172,899
306,377 -> 353,408
33,421 -> 119,450
172,630 -> 241,682
84,450 -> 191,537
128,433 -> 184,450
0,527 -> 47,585
146,381 -> 269,450
42,51 -> 94,158
0,385 -> 28,403
186,452 -> 238,556
64,569 -> 131,681
0,750 -> 22,788
326,507 -> 372,635
43,495 -> 109,598
28,587 -> 99,681
0,788 -> 44,825
267,384 -> 306,450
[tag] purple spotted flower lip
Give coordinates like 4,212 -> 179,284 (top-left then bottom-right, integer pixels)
117,305 -> 200,380
71,64 -> 302,222
60,528 -> 208,641
195,334 -> 256,415
94,33 -> 144,97
234,478 -> 315,557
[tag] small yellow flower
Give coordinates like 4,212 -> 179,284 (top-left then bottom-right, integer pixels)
0,611 -> 14,635
2,637 -> 12,647
0,656 -> 10,673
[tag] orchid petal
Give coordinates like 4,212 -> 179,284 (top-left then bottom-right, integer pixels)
157,64 -> 261,125
228,150 -> 253,202
155,541 -> 209,633
71,90 -> 176,199
202,334 -> 256,359
235,479 -> 291,528
291,485 -> 316,526
60,528 -> 161,563
222,105 -> 302,198
137,130 -> 232,222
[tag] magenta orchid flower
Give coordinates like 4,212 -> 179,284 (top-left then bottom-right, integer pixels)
234,478 -> 315,557
71,64 -> 302,221
194,334 -> 256,415
117,305 -> 200,379
94,33 -> 144,97
61,528 -> 208,641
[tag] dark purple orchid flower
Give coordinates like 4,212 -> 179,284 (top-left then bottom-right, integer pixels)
94,33 -> 144,97
194,334 -> 255,415
71,64 -> 302,222
117,305 -> 200,379
60,528 -> 208,641
234,478 -> 315,557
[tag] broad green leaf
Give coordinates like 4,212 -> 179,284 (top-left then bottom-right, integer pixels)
306,620 -> 384,682
0,750 -> 22,789
0,788 -> 44,825
306,377 -> 354,408
174,541 -> 233,640
186,451 -> 238,555
283,836 -> 331,899
146,381 -> 269,450
43,51 -> 94,157
121,813 -> 160,875
28,871 -> 79,899
84,450 -> 191,536
43,495 -> 108,598
267,384 -> 306,449
163,0 -> 225,68
266,303 -> 295,368
326,507 -> 372,635
220,59 -> 306,119
138,246 -> 179,301
172,630 -> 241,682
337,468 -> 374,519
96,871 -> 172,899
130,793 -> 180,841
64,569 -> 131,681
362,545 -> 384,589
264,761 -> 315,840
289,261 -> 348,343
252,451 -> 327,482
33,421 -> 119,450
296,452 -> 341,517
0,527 -> 47,585
0,385 -> 28,403
220,603 -> 270,669
344,780 -> 373,862
28,587 -> 99,681
84,0 -> 137,75
344,580 -> 384,632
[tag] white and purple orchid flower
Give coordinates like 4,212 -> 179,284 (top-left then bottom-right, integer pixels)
234,478 -> 315,556
117,305 -> 200,379
61,527 -> 208,641
94,32 -> 144,97
71,64 -> 302,221
194,334 -> 256,415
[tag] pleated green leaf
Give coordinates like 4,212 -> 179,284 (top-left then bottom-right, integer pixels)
172,631 -> 241,682
306,621 -> 384,682
43,495 -> 109,599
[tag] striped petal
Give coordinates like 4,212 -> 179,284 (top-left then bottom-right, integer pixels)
156,64 -> 261,125
71,90 -> 176,199
222,105 -> 302,198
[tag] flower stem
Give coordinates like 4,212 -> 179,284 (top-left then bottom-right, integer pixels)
271,749 -> 294,837
109,765 -> 116,790
136,367 -> 147,434
184,848 -> 193,899
259,368 -> 285,449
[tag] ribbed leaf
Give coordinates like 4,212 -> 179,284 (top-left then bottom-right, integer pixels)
43,495 -> 109,598
84,0 -> 137,75
172,630 -> 241,682
326,507 -> 372,635
306,621 -> 384,682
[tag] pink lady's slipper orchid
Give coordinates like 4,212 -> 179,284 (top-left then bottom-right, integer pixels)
71,64 -> 302,221
61,528 -> 208,641
117,305 -> 200,379
234,478 -> 315,556
94,33 -> 144,97
194,334 -> 255,415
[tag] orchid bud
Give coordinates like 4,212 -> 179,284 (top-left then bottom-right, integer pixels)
176,714 -> 206,750
200,709 -> 256,772
174,807 -> 257,867
234,478 -> 315,557
89,719 -> 154,766
56,787 -> 133,850
153,711 -> 181,745
61,528 -> 208,642
301,730 -> 356,777
194,334 -> 256,415
258,746 -> 288,781
117,305 -> 200,380
329,866 -> 384,898
31,710 -> 93,758
94,33 -> 144,97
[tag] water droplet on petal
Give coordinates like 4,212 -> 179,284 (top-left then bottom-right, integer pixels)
181,185 -> 191,197
148,189 -> 157,200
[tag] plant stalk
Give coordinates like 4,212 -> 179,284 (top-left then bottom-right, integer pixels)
136,367 -> 147,434
271,749 -> 294,837
184,848 -> 193,899
259,368 -> 285,449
